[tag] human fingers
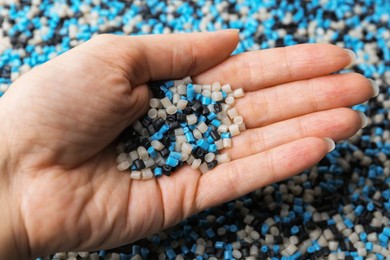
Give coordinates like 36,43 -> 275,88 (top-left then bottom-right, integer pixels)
225,107 -> 365,160
233,73 -> 377,128
193,43 -> 355,91
195,137 -> 334,210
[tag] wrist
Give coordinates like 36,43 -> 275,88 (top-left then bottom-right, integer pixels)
0,143 -> 31,259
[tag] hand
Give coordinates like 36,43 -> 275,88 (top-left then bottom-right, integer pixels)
0,30 -> 375,259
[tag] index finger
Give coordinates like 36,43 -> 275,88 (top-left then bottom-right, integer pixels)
194,44 -> 355,91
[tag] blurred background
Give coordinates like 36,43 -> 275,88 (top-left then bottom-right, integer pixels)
0,0 -> 389,259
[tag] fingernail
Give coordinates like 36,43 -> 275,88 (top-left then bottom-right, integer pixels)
343,49 -> 357,69
358,111 -> 368,128
368,78 -> 379,97
323,137 -> 335,153
219,29 -> 239,33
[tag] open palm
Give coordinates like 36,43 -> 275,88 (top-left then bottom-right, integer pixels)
0,31 -> 375,259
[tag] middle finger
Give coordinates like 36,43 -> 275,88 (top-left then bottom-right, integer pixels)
234,73 -> 376,128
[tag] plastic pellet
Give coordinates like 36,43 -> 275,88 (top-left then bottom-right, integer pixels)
227,108 -> 239,119
202,84 -> 211,91
317,235 -> 328,247
169,151 -> 182,160
166,105 -> 178,115
250,230 -> 260,240
232,249 -> 242,259
117,161 -> 131,171
177,85 -> 187,95
150,98 -> 162,109
225,96 -> 235,105
181,142 -> 193,155
160,97 -> 173,108
191,84 -> 201,94
174,128 -> 184,136
151,140 -> 165,151
144,158 -> 155,168
137,146 -> 149,161
221,103 -> 230,112
176,135 -> 187,144
172,93 -> 180,104
218,125 -> 229,133
284,244 -> 297,255
221,84 -> 232,93
53,253 -> 67,259
233,116 -> 244,125
116,153 -> 128,164
204,152 -> 215,163
187,114 -> 197,125
216,111 -> 227,120
185,132 -> 195,143
157,109 -> 167,120
147,108 -> 158,119
238,122 -> 246,131
129,151 -> 139,161
207,160 -> 218,170
186,155 -> 196,165
221,117 -> 232,126
216,153 -> 231,164
166,156 -> 179,167
130,254 -> 142,260
176,99 -> 188,110
141,169 -> 153,179
193,129 -> 203,140
211,91 -> 223,101
309,229 -> 321,241
215,140 -> 224,150
199,162 -> 209,174
130,171 -> 141,180
358,248 -> 367,257
133,121 -> 145,135
182,76 -> 192,84
181,153 -> 189,161
197,122 -> 208,133
212,82 -> 221,91
233,88 -> 245,98
329,241 -> 339,251
228,124 -> 240,136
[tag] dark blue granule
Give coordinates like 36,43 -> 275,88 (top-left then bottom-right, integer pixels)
165,114 -> 176,123
213,104 -> 222,113
210,130 -> 221,141
124,140 -> 138,153
147,124 -> 157,135
176,113 -> 186,122
140,137 -> 151,148
140,117 -> 152,128
167,121 -> 180,129
152,117 -> 165,129
160,148 -> 170,158
133,159 -> 146,170
158,136 -> 170,147
150,84 -> 166,99
190,100 -> 203,113
192,147 -> 207,160
201,105 -> 210,115
182,105 -> 193,115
